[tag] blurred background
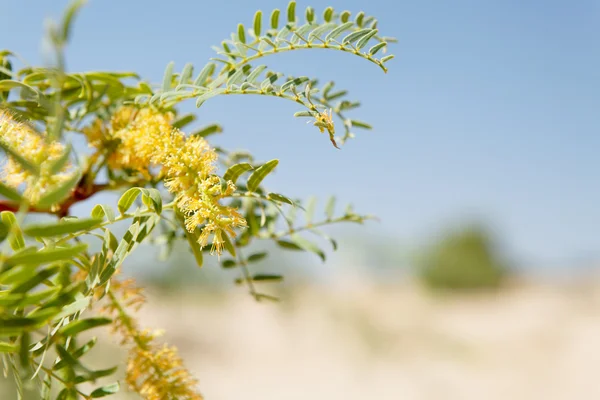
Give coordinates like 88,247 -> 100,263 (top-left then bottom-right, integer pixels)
2,0 -> 600,398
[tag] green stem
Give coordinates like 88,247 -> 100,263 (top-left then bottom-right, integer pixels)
225,43 -> 387,74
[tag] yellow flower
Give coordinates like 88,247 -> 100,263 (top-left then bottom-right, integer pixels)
83,106 -> 182,176
83,106 -> 247,255
313,108 -> 339,149
163,139 -> 246,256
0,109 -> 74,206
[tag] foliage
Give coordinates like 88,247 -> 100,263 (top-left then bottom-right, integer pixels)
0,1 -> 394,399
416,225 -> 509,291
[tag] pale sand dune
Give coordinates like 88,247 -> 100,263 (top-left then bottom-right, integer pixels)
112,279 -> 600,400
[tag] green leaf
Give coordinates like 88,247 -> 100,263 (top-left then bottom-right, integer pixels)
350,120 -> 372,129
221,259 -> 237,268
0,286 -> 61,307
247,159 -> 279,192
0,316 -> 43,336
227,67 -> 246,87
246,65 -> 267,83
237,23 -> 246,44
193,63 -> 215,86
185,228 -> 204,268
340,10 -> 351,23
323,7 -> 334,22
55,344 -> 88,373
117,187 -> 143,215
267,193 -> 294,205
280,76 -> 308,92
177,213 -> 203,268
276,239 -> 302,251
90,383 -> 120,398
381,55 -> 395,63
5,243 -> 87,267
0,181 -> 21,202
287,1 -> 296,23
0,219 -> 7,244
76,366 -> 118,383
223,162 -> 253,184
58,317 -> 112,337
172,113 -> 196,129
270,9 -> 280,29
196,87 -> 227,107
252,274 -> 283,282
325,21 -> 354,42
179,63 -> 194,85
91,204 -> 115,222
191,123 -> 222,138
23,218 -> 102,237
355,11 -> 365,27
117,187 -> 162,215
0,341 -> 18,353
162,61 -> 175,92
11,265 -> 60,293
247,252 -> 267,263
290,234 -> 326,261
305,6 -> 315,24
342,28 -> 373,45
54,296 -> 91,320
293,110 -> 314,117
60,0 -> 86,43
222,232 -> 236,257
262,37 -> 278,48
324,90 -> 347,101
369,42 -> 387,55
0,80 -> 46,108
308,22 -> 335,41
325,196 -> 336,219
142,188 -> 162,214
356,29 -> 378,49
18,332 -> 30,373
253,10 -> 262,37
36,169 -> 81,209
1,211 -> 25,250
54,338 -> 97,370
56,388 -> 78,400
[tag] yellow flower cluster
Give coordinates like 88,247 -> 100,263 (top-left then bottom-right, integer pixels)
162,138 -> 246,255
126,329 -> 203,400
0,109 -> 73,205
83,107 -> 182,177
84,106 -> 246,255
104,278 -> 202,400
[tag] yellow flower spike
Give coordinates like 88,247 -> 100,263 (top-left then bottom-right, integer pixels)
84,106 -> 247,255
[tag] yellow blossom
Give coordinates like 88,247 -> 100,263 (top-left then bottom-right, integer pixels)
83,106 -> 246,255
313,108 -> 339,148
163,138 -> 246,256
0,108 -> 74,206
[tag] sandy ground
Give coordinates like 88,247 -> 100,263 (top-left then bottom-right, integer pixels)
4,278 -> 600,399
111,278 -> 600,400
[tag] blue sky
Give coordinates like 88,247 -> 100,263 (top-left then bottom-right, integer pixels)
2,0 -> 599,270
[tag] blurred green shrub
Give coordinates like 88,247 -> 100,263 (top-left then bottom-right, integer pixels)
416,225 -> 509,290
